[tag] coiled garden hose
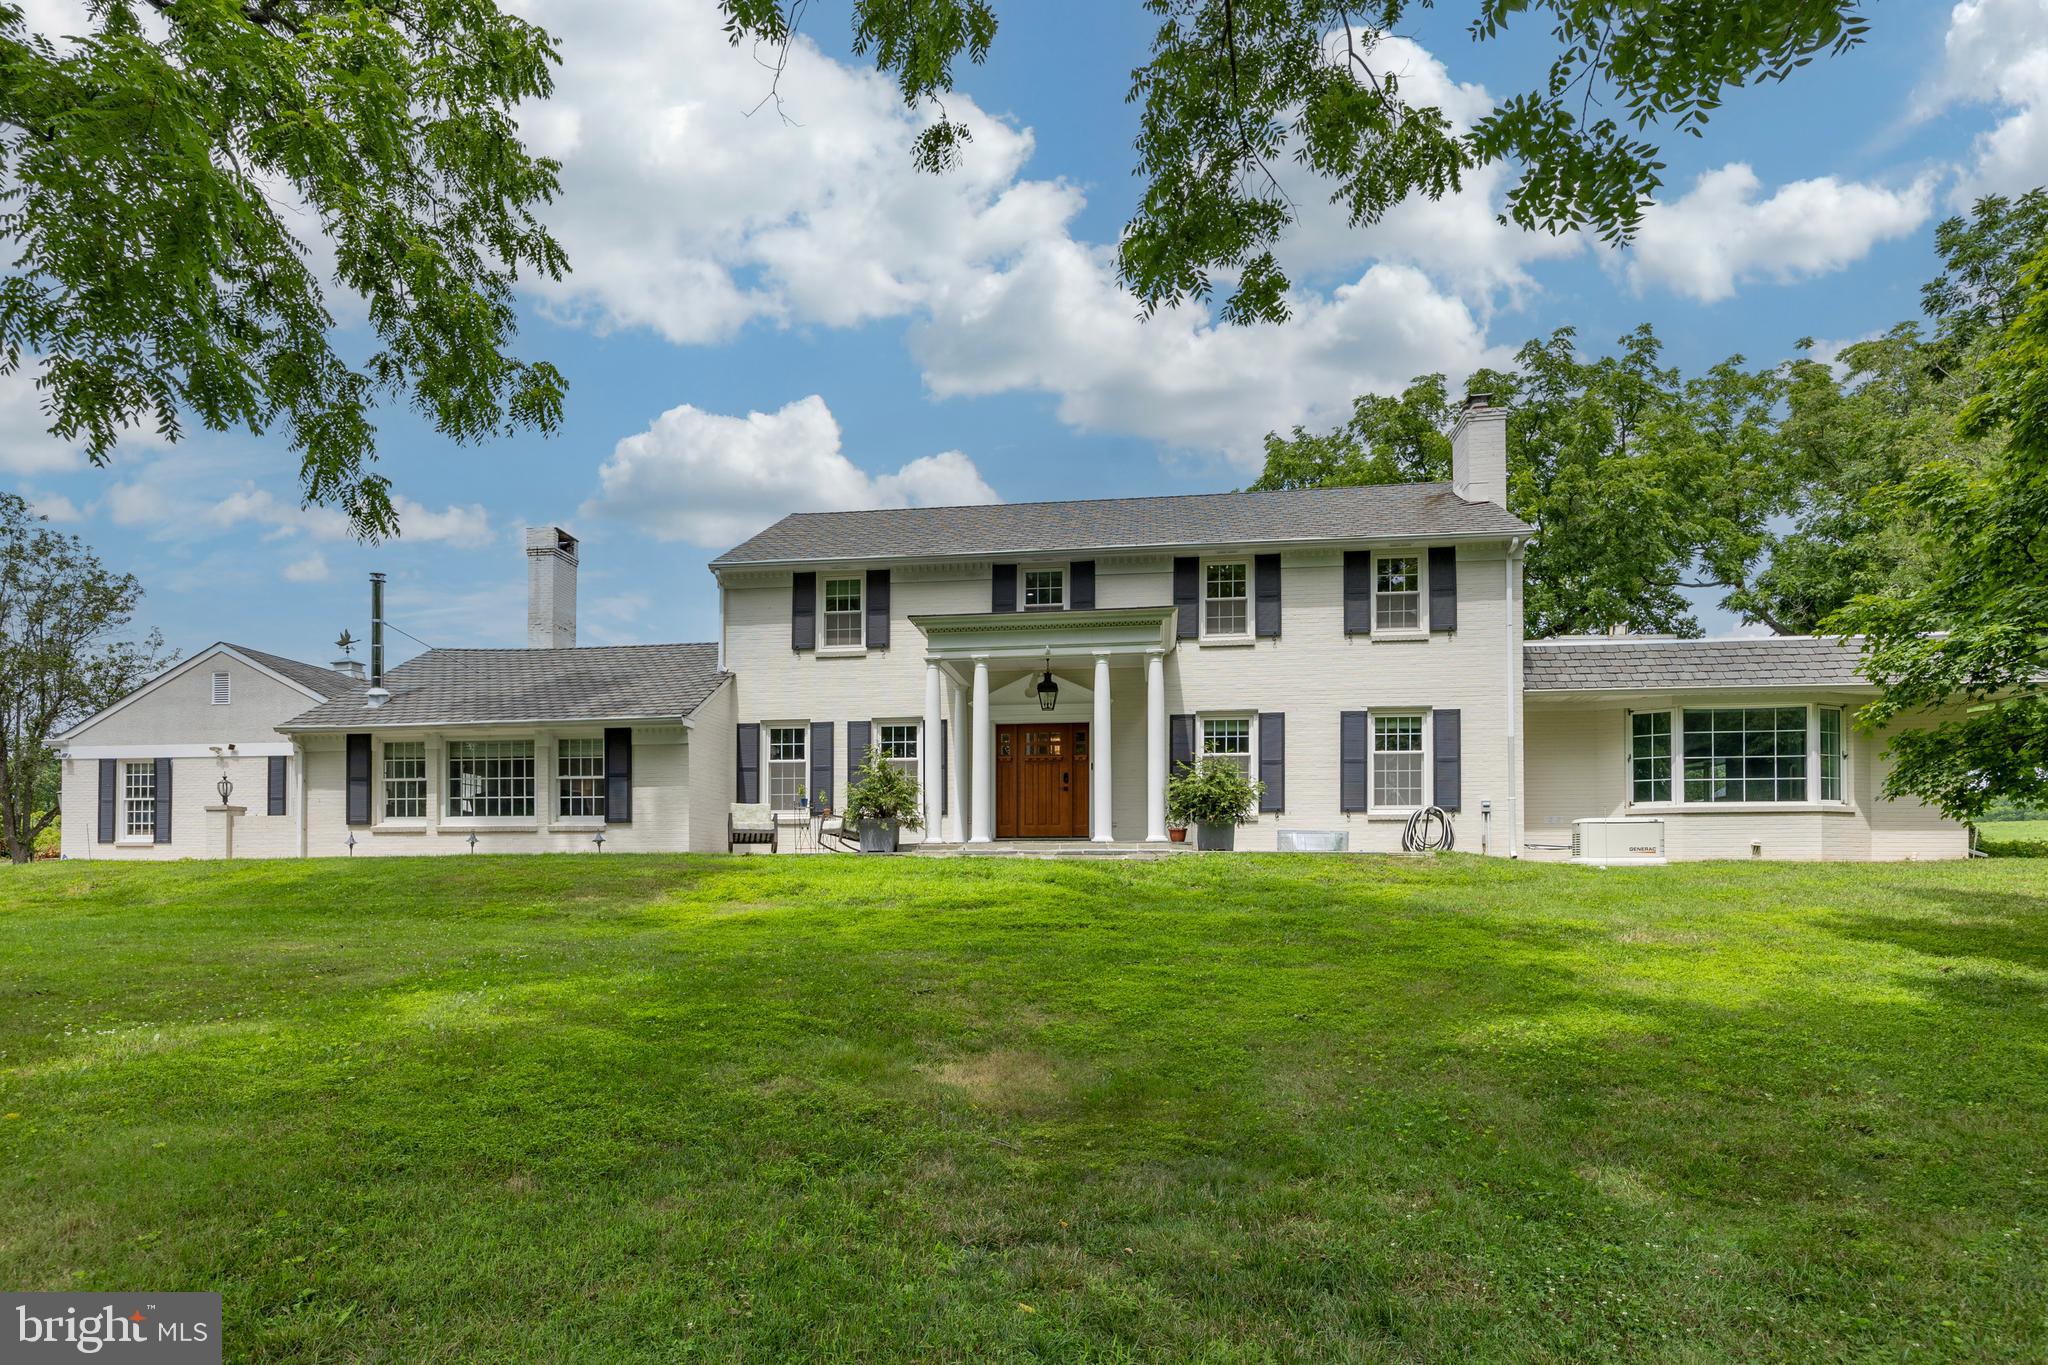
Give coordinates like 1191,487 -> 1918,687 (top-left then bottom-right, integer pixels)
1402,805 -> 1455,853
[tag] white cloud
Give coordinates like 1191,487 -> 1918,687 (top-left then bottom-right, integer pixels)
0,370 -> 84,475
585,394 -> 998,547
1624,164 -> 1935,302
22,488 -> 82,522
1923,0 -> 2048,203
389,496 -> 493,547
283,553 -> 330,583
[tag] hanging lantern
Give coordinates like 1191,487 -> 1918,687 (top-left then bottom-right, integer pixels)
1035,656 -> 1059,711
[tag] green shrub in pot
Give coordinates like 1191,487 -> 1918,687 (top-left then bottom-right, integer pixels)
843,747 -> 926,852
1164,759 -> 1263,851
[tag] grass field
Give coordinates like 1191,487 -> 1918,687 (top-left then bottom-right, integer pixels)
3,854 -> 2046,1361
1980,817 -> 2048,845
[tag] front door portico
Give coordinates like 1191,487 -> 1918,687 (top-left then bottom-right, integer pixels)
996,723 -> 1089,838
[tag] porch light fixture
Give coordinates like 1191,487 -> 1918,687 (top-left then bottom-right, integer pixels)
1035,655 -> 1059,712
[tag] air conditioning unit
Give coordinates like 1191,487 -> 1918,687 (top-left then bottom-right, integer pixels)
1571,817 -> 1667,865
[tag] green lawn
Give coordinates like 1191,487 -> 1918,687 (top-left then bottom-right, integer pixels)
1981,817 -> 2048,845
3,855 -> 2046,1361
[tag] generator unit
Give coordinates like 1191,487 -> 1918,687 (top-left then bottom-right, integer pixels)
1571,817 -> 1667,865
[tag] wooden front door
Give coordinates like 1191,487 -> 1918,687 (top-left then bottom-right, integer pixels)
995,723 -> 1090,838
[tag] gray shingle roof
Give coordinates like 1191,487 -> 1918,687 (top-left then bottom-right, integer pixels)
710,483 -> 1533,566
1524,636 -> 1874,692
279,643 -> 727,729
227,643 -> 366,700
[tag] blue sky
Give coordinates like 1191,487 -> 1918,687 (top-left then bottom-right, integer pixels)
6,0 -> 2045,668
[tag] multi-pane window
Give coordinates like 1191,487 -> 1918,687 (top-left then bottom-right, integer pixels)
1375,555 -> 1422,630
382,741 -> 427,819
1200,716 -> 1253,781
1023,568 -> 1066,610
768,725 -> 807,811
446,740 -> 536,818
1681,708 -> 1807,803
877,723 -> 920,785
123,761 -> 156,837
1819,707 -> 1845,802
557,737 -> 606,818
1372,715 -> 1425,808
211,671 -> 231,705
1204,562 -> 1248,636
1630,712 -> 1672,804
823,578 -> 863,648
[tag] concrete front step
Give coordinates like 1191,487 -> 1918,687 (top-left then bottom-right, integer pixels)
913,839 -> 1197,860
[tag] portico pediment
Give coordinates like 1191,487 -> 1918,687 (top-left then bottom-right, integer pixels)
910,605 -> 1178,664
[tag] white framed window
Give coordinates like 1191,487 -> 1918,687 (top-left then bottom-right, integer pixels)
557,737 -> 606,818
1372,714 -> 1425,809
446,740 -> 536,818
1819,707 -> 1846,802
767,725 -> 808,811
211,670 -> 231,705
822,577 -> 863,649
1200,715 -> 1254,781
382,741 -> 427,819
123,760 -> 156,838
1681,707 -> 1808,803
1374,554 -> 1423,631
876,723 -> 920,784
1023,567 -> 1066,611
1629,712 -> 1672,804
1203,561 -> 1249,637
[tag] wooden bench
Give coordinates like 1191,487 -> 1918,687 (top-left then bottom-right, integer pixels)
728,804 -> 779,854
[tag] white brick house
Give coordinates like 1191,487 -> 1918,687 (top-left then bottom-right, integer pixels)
56,397 -> 1969,862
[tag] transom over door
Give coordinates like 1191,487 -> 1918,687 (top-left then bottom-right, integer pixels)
995,724 -> 1090,838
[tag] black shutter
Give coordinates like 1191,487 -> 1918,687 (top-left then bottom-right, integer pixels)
1070,560 -> 1096,610
791,572 -> 816,651
1255,554 -> 1282,639
1343,551 -> 1372,635
345,734 -> 371,825
866,569 -> 891,649
845,721 -> 869,792
940,719 -> 949,815
1169,714 -> 1195,775
1433,709 -> 1462,812
736,723 -> 761,804
1429,546 -> 1458,632
98,759 -> 116,843
812,722 -> 836,812
1258,712 -> 1284,812
1172,557 -> 1199,640
1340,711 -> 1368,812
267,755 -> 287,816
153,756 -> 173,843
604,727 -> 633,823
991,563 -> 1017,613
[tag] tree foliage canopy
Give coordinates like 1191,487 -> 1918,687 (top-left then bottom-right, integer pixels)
0,0 -> 571,538
0,493 -> 171,862
719,0 -> 1870,324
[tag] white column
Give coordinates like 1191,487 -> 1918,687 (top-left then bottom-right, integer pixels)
948,678 -> 967,842
970,658 -> 993,843
1092,653 -> 1114,843
924,662 -> 944,840
1145,649 -> 1168,842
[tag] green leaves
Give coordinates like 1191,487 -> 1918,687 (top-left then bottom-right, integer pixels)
0,0 -> 571,539
721,0 -> 1866,324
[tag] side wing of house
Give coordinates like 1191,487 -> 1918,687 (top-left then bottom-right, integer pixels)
56,647 -> 328,860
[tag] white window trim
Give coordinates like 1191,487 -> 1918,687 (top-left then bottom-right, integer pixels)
553,732 -> 608,824
119,759 -> 158,844
442,737 -> 540,824
1196,712 -> 1257,784
1368,710 -> 1429,816
1021,563 -> 1070,612
1371,549 -> 1429,638
210,670 -> 231,705
1199,557 -> 1253,643
376,738 -> 431,827
872,719 -> 923,787
1624,703 -> 1854,812
819,576 -> 865,654
766,721 -> 810,813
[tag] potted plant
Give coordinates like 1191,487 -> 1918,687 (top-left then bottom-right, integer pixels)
1164,759 -> 1263,851
842,747 -> 925,853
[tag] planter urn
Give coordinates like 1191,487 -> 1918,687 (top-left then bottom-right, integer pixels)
1196,822 -> 1236,852
1168,827 -> 1188,844
858,818 -> 900,854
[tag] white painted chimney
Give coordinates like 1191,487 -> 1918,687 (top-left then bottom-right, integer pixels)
526,526 -> 579,649
1452,392 -> 1508,507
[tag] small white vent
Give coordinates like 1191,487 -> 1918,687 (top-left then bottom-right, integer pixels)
211,671 -> 231,705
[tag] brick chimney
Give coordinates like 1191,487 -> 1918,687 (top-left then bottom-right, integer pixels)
1452,392 -> 1507,507
526,526 -> 578,649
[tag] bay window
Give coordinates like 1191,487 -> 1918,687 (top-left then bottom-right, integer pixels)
1682,707 -> 1807,803
1630,712 -> 1672,804
1819,707 -> 1846,802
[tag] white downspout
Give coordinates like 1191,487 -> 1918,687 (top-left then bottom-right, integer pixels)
1506,536 -> 1526,858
